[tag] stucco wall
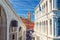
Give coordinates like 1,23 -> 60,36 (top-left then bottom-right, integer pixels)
0,0 -> 26,40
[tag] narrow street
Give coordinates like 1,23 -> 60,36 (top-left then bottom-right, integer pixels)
1,0 -> 60,40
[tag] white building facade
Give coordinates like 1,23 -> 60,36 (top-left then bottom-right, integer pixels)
33,0 -> 60,40
0,0 -> 26,40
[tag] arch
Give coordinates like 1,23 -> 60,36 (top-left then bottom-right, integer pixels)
0,5 -> 7,40
9,20 -> 18,40
9,20 -> 18,32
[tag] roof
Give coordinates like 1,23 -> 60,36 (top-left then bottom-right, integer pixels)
20,17 -> 34,30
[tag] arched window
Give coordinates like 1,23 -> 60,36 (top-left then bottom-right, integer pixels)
10,20 -> 18,27
9,19 -> 18,40
9,20 -> 18,32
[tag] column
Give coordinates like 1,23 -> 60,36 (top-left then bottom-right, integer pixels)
52,17 -> 58,37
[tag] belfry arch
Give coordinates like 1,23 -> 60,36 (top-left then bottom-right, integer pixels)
0,6 -> 7,40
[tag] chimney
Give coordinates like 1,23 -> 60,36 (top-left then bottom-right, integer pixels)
27,11 -> 31,21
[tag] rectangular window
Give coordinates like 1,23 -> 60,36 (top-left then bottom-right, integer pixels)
36,23 -> 38,27
44,3 -> 45,8
46,1 -> 48,13
40,22 -> 41,31
40,22 -> 41,27
42,5 -> 44,9
57,18 -> 60,36
44,21 -> 45,32
45,20 -> 48,33
50,19 -> 52,34
12,35 -> 15,39
57,0 -> 60,10
50,0 -> 52,3
46,1 -> 47,6
19,27 -> 22,32
46,21 -> 48,26
50,0 -> 52,10
20,36 -> 22,40
39,4 -> 41,11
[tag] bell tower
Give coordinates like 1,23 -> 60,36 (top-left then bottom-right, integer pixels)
27,11 -> 31,21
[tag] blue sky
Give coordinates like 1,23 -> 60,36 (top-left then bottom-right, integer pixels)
9,0 -> 40,22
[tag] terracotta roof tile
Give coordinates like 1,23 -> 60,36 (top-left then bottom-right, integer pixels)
20,17 -> 34,30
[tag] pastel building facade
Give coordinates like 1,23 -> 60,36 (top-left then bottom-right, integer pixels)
33,0 -> 60,40
0,0 -> 26,40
